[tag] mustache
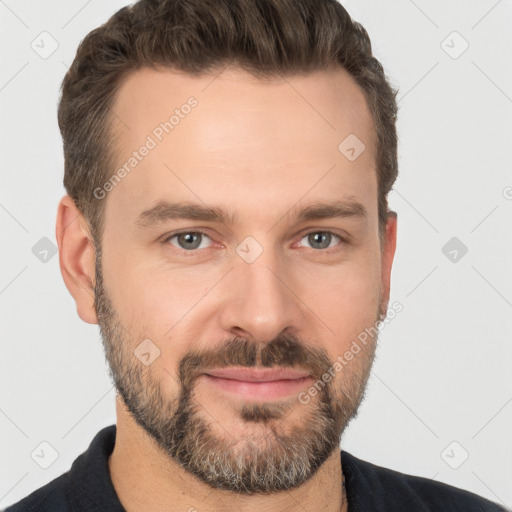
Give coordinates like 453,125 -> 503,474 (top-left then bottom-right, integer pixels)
178,334 -> 333,393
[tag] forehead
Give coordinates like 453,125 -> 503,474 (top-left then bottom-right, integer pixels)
105,65 -> 377,227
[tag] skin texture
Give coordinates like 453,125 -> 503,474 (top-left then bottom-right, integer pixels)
56,65 -> 397,512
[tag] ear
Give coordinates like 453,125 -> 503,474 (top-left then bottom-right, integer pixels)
380,211 -> 397,315
55,195 -> 98,324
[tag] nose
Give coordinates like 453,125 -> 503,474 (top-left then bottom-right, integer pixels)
218,245 -> 305,344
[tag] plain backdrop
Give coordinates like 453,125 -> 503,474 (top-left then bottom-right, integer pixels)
1,0 -> 511,509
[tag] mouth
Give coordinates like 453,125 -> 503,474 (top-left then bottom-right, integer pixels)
201,367 -> 314,401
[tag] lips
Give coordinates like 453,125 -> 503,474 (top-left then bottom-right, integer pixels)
203,367 -> 311,382
200,367 -> 314,401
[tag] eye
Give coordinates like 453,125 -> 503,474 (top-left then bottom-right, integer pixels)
297,231 -> 343,251
164,231 -> 213,252
162,229 -> 346,256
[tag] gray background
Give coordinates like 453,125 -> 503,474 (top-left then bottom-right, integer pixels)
1,0 -> 511,509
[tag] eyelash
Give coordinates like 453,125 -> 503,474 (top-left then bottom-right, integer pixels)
161,229 -> 347,256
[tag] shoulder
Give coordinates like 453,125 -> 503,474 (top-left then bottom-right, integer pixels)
2,472 -> 71,512
3,424 -> 118,512
341,450 -> 509,512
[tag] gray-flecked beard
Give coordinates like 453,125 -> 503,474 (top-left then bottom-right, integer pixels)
93,246 -> 382,494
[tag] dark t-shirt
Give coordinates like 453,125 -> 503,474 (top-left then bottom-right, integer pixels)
3,425 -> 509,511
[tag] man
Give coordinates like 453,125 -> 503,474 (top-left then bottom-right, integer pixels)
4,0 -> 508,510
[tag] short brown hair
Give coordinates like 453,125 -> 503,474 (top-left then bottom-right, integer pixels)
58,0 -> 399,247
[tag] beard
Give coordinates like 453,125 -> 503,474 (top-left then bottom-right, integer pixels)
93,247 -> 384,495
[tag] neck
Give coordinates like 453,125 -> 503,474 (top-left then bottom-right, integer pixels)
108,401 -> 348,512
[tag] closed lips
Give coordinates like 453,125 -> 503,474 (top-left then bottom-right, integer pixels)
203,368 -> 312,382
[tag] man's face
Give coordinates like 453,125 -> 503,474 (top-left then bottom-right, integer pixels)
93,66 -> 393,493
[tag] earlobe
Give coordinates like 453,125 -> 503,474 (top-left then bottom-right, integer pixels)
55,195 -> 99,324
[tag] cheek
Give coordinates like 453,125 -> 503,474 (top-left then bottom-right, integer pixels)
300,259 -> 381,354
105,258 -> 214,351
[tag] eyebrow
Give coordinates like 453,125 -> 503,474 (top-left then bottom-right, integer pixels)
135,198 -> 368,228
